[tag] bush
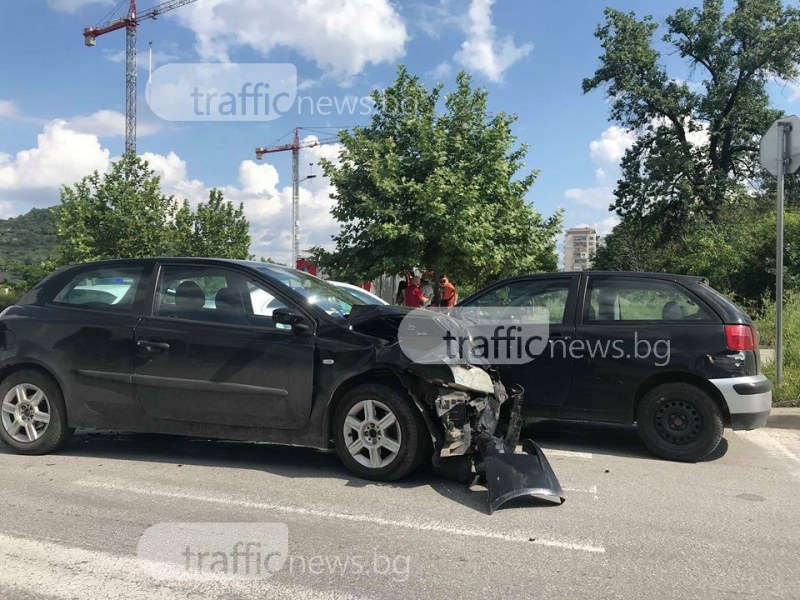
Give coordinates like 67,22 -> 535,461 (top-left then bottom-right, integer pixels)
0,288 -> 21,311
755,291 -> 800,406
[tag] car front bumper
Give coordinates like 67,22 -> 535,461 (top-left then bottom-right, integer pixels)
709,375 -> 772,430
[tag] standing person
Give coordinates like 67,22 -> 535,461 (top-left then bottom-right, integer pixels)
405,276 -> 428,308
420,278 -> 434,306
394,280 -> 408,306
439,275 -> 458,307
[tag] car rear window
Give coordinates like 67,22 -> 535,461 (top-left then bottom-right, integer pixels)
584,278 -> 715,322
51,265 -> 146,312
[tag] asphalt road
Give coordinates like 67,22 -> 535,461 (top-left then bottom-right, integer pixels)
0,421 -> 798,600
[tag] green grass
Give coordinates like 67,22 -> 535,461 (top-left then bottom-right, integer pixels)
755,291 -> 800,407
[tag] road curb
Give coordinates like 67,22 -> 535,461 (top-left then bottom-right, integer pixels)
766,407 -> 800,430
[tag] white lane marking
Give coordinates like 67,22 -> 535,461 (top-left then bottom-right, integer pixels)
0,533 -> 359,600
736,429 -> 800,466
540,449 -> 594,460
562,485 -> 598,494
75,479 -> 606,554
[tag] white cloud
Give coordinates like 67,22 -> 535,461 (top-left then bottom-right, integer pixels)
68,110 -> 160,138
177,0 -> 407,77
141,135 -> 342,264
0,100 -> 20,119
454,0 -> 532,82
47,0 -> 113,13
429,61 -> 452,80
0,122 -> 340,264
0,120 -> 110,191
591,216 -> 619,238
589,126 -> 636,164
0,201 -> 14,219
563,186 -> 614,211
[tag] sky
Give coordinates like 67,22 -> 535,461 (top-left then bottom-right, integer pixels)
1,0 -> 799,265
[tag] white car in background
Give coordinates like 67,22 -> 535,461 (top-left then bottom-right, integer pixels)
329,281 -> 388,305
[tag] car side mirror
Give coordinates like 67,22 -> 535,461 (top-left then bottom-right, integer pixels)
272,308 -> 309,333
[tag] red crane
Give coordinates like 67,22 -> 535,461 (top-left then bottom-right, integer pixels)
256,128 -> 340,267
83,0 -> 199,154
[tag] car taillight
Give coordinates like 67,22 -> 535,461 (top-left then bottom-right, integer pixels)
724,324 -> 756,351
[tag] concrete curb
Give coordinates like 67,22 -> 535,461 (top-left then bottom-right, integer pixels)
766,407 -> 800,430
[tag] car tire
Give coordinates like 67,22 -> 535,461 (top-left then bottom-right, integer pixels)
637,382 -> 724,462
0,369 -> 72,455
333,384 -> 429,482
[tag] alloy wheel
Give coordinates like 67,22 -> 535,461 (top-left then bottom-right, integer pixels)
1,383 -> 51,443
342,399 -> 402,469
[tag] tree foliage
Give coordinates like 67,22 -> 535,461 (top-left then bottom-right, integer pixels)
312,67 -> 561,289
594,197 -> 800,306
584,0 -> 800,226
57,153 -> 251,264
173,188 -> 251,259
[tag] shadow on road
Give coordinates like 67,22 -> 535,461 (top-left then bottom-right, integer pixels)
521,419 -> 729,462
0,420 -> 728,514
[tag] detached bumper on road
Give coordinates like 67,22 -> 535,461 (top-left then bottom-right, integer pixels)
710,375 -> 772,430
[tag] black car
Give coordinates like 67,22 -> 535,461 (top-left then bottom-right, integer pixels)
458,271 -> 772,461
0,258 -> 563,510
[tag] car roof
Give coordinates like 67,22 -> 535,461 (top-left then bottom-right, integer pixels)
491,271 -> 708,285
62,257 -> 300,275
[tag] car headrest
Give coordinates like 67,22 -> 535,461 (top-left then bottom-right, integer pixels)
662,300 -> 685,320
174,280 -> 205,312
214,287 -> 241,314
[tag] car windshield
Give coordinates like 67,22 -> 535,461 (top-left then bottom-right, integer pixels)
255,264 -> 365,317
333,283 -> 385,306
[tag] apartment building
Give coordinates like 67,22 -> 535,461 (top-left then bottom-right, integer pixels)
564,227 -> 599,271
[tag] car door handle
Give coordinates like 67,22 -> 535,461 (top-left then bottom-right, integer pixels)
137,339 -> 170,352
550,332 -> 572,342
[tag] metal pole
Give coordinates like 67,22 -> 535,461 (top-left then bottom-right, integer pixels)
776,122 -> 787,386
291,128 -> 300,268
148,41 -> 152,107
125,17 -> 137,154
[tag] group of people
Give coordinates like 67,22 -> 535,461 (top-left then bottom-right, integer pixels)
395,275 -> 458,308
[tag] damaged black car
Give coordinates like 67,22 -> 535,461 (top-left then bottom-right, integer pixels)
0,258 -> 563,512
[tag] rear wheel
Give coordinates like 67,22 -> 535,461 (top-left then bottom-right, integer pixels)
637,382 -> 723,462
333,384 -> 428,481
0,370 -> 72,455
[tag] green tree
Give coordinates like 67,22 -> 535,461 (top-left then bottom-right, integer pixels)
584,0 -> 800,226
312,67 -> 561,289
57,153 -> 251,263
179,188 -> 250,259
58,153 -> 181,262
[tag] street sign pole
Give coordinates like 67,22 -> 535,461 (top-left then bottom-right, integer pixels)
776,122 -> 787,386
760,115 -> 799,388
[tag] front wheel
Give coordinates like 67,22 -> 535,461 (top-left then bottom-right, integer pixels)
636,382 -> 723,462
0,369 -> 72,455
333,384 -> 429,481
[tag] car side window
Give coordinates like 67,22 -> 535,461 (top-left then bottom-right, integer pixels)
468,279 -> 571,324
51,265 -> 146,312
584,278 -> 714,322
155,266 -> 290,328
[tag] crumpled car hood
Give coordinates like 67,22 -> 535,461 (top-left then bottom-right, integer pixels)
345,303 -> 564,513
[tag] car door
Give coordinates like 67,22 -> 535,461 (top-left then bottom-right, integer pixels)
568,275 -> 722,421
132,263 -> 316,430
459,275 -> 578,409
46,262 -> 153,420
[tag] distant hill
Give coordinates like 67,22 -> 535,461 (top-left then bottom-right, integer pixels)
0,207 -> 59,268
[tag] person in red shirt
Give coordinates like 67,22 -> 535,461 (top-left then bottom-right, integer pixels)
439,275 -> 458,307
404,276 -> 428,307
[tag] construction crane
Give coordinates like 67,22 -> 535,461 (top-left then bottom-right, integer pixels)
256,128 -> 340,268
83,0 -> 199,154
